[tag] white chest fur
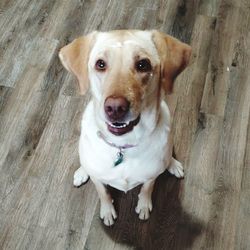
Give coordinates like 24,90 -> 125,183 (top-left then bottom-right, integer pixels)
79,101 -> 171,192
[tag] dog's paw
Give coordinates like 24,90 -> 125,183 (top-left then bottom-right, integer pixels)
100,202 -> 117,226
168,158 -> 184,178
73,167 -> 89,187
135,197 -> 152,220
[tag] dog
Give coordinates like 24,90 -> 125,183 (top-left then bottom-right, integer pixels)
59,30 -> 191,226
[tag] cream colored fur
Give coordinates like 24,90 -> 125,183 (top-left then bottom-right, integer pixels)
59,30 -> 191,226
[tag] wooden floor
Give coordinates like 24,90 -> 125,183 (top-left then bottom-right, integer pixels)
0,0 -> 250,249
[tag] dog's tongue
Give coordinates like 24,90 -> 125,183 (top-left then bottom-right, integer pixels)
107,116 -> 140,136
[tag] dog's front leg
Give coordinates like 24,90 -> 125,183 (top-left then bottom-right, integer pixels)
135,179 -> 155,220
91,177 -> 117,226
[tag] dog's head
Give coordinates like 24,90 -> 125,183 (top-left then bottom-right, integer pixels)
59,30 -> 191,137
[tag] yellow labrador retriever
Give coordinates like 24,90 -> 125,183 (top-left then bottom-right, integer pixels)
59,30 -> 191,226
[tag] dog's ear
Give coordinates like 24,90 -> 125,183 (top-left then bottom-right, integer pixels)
152,30 -> 191,94
59,32 -> 97,95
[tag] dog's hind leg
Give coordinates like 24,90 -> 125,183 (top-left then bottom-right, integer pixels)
135,179 -> 155,220
168,157 -> 184,178
91,177 -> 117,226
73,166 -> 89,187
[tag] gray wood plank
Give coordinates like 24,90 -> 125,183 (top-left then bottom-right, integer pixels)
200,1 -> 242,116
169,14 -> 219,249
234,115 -> 250,250
204,2 -> 250,247
0,0 -> 58,87
204,65 -> 250,249
0,82 -> 99,250
198,0 -> 220,16
170,0 -> 200,43
0,86 -> 12,114
171,14 -> 216,164
0,37 -> 59,169
233,8 -> 250,248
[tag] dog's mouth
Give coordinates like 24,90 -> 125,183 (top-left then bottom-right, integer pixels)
106,116 -> 140,136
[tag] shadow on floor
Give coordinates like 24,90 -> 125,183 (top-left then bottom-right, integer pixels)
102,172 -> 204,250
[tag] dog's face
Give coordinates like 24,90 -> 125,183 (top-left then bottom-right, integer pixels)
59,30 -> 191,136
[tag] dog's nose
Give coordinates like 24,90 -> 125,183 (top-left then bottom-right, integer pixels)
104,96 -> 130,121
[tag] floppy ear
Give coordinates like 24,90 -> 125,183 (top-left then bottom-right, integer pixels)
59,32 -> 96,95
152,30 -> 192,94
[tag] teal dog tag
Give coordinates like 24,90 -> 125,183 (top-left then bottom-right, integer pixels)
114,151 -> 124,166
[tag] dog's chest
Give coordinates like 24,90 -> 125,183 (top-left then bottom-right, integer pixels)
89,152 -> 164,192
80,131 -> 169,192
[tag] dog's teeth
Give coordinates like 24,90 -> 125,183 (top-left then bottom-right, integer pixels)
109,122 -> 128,128
107,119 -> 134,129
117,124 -> 125,128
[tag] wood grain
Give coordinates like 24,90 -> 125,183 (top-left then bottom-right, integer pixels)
0,0 -> 250,249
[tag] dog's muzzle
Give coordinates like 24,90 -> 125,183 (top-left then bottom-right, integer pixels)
104,96 -> 140,135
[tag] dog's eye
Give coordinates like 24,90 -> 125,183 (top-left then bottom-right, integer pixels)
135,59 -> 152,72
95,59 -> 106,71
